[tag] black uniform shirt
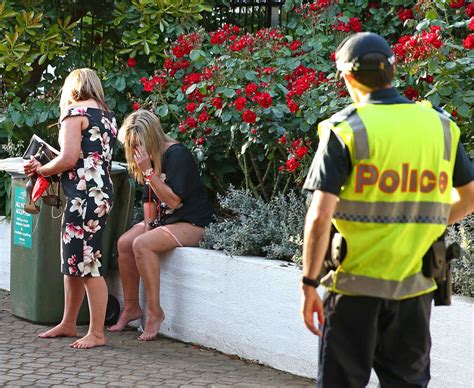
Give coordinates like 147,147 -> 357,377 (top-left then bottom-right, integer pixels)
303,87 -> 474,195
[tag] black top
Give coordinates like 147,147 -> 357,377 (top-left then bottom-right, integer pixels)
143,143 -> 213,227
304,88 -> 474,195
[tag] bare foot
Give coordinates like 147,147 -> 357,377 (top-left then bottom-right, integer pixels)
138,311 -> 165,341
38,323 -> 77,338
108,305 -> 143,332
70,333 -> 106,349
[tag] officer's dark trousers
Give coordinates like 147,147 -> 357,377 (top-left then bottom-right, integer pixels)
317,292 -> 433,388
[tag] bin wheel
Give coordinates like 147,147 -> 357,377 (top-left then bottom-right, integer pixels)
105,294 -> 120,326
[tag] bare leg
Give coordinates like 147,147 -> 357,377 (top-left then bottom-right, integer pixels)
38,275 -> 84,338
108,223 -> 145,332
70,276 -> 108,349
133,223 -> 204,341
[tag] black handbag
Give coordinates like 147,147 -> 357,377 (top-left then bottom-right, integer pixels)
22,135 -> 62,214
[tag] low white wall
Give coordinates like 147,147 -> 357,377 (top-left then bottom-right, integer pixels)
109,247 -> 320,378
109,247 -> 473,385
0,218 -> 11,291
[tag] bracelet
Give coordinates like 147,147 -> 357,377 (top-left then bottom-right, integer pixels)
301,276 -> 320,288
143,168 -> 154,183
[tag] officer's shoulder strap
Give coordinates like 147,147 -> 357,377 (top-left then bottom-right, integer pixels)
417,100 -> 453,120
327,105 -> 358,126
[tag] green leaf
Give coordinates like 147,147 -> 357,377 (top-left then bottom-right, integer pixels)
221,110 -> 232,122
186,84 -> 197,94
190,49 -> 201,62
245,71 -> 257,81
155,105 -> 169,117
223,88 -> 236,98
115,77 -> 126,92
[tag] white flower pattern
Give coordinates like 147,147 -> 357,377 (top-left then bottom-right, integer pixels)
61,107 -> 116,277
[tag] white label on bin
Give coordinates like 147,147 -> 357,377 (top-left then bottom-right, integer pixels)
13,186 -> 32,249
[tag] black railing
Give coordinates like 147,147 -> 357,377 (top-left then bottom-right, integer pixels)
203,0 -> 290,32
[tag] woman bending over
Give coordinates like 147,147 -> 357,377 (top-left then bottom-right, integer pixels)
109,110 -> 213,340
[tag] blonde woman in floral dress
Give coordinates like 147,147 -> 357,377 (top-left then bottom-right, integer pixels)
24,68 -> 117,349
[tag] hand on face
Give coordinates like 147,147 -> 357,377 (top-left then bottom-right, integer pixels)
23,156 -> 42,177
133,144 -> 152,173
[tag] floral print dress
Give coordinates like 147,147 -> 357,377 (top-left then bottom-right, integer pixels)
60,107 -> 117,277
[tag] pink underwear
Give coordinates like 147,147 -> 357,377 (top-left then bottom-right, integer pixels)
158,225 -> 183,247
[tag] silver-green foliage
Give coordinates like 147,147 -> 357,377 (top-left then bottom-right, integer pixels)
447,215 -> 473,297
201,186 -> 306,263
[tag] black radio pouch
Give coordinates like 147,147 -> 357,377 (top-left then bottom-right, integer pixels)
422,233 -> 460,306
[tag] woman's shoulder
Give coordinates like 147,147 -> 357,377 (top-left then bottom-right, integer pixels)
164,143 -> 193,159
60,104 -> 106,121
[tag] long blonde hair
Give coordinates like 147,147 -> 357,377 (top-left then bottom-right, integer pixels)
119,110 -> 174,184
59,68 -> 108,115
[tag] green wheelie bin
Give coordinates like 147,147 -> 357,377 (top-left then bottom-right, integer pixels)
2,158 -> 134,324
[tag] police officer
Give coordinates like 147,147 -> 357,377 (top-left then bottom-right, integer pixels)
300,32 -> 474,388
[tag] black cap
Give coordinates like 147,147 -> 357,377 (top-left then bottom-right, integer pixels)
335,32 -> 395,73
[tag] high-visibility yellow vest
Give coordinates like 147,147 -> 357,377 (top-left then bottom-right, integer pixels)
319,100 -> 460,300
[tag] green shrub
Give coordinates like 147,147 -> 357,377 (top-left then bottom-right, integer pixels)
447,215 -> 473,297
200,186 -> 306,262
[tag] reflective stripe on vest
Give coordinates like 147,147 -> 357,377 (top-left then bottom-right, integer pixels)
334,200 -> 450,224
324,271 -> 436,300
438,113 -> 452,162
346,112 -> 369,161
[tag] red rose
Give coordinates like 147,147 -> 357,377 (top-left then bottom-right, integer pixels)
186,116 -> 197,128
198,111 -> 210,123
186,102 -> 196,113
258,93 -> 273,109
451,110 -> 458,118
195,137 -> 205,145
245,83 -> 258,95
127,57 -> 137,67
143,81 -> 154,92
278,165 -> 285,172
398,8 -> 414,22
204,127 -> 212,135
210,31 -> 227,45
404,86 -> 419,100
330,51 -> 336,61
349,17 -> 362,32
250,128 -> 257,135
286,157 -> 300,173
289,40 -> 302,51
449,0 -> 465,9
467,4 -> 474,17
286,99 -> 300,113
179,122 -> 187,133
140,77 -> 147,84
279,135 -> 287,145
263,67 -> 276,74
172,45 -> 186,59
295,145 -> 309,159
242,110 -> 257,124
164,58 -> 175,70
212,97 -> 223,109
469,17 -> 474,31
132,102 -> 140,111
291,139 -> 302,149
464,34 -> 474,49
234,96 -> 246,111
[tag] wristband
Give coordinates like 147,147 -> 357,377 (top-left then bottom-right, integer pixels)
302,276 -> 320,288
143,168 -> 154,183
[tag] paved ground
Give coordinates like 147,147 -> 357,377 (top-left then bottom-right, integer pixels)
0,289 -> 315,387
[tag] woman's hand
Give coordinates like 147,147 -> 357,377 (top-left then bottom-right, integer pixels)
133,144 -> 152,173
23,156 -> 43,177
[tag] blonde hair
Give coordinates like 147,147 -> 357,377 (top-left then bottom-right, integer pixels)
59,68 -> 108,115
119,110 -> 174,184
